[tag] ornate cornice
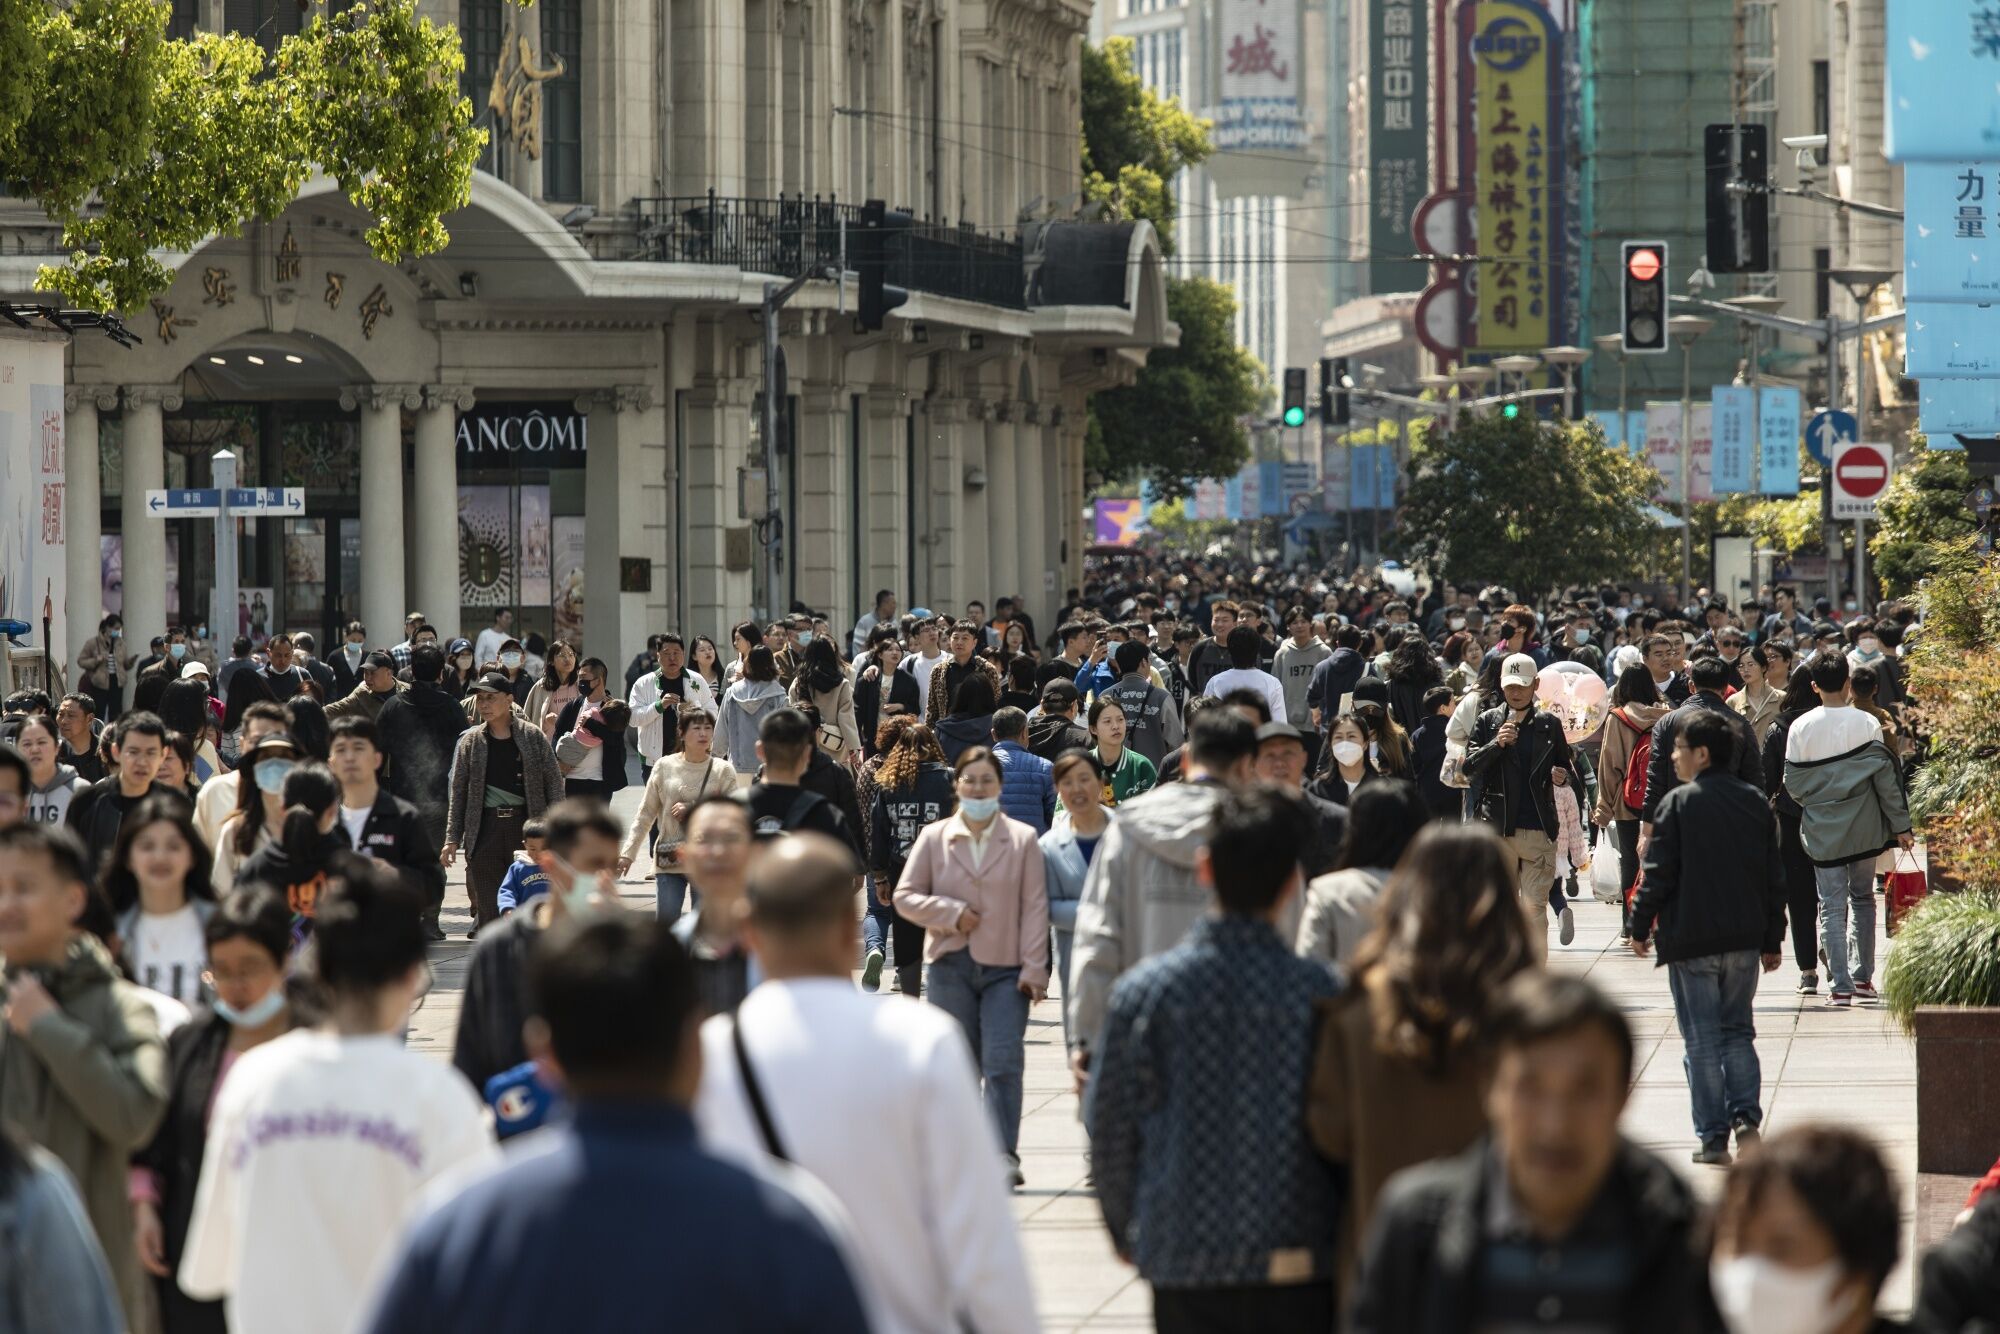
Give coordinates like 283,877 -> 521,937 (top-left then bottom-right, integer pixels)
574,385 -> 656,414
338,383 -> 424,413
423,384 -> 477,413
123,385 -> 184,413
65,386 -> 122,414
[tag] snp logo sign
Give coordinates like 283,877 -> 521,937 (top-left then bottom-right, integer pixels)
1472,15 -> 1542,71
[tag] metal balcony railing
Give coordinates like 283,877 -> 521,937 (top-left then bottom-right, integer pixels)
630,192 -> 1028,311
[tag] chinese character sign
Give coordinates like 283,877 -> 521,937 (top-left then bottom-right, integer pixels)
1460,0 -> 1566,352
1758,386 -> 1801,496
1645,402 -> 1714,504
1215,0 -> 1307,152
1886,4 -> 2000,161
1710,386 -> 1753,494
0,340 -> 70,655
1906,162 -> 2000,300
1370,0 -> 1428,293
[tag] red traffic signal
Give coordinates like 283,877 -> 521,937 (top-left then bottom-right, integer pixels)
1626,247 -> 1662,283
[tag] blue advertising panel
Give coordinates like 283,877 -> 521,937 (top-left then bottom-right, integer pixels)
1350,443 -> 1381,510
1918,377 -> 2000,436
1885,4 -> 2000,161
1259,460 -> 1288,516
1377,445 -> 1399,509
1224,471 -> 1245,521
1589,411 -> 1625,448
1906,162 -> 2000,301
1758,386 -> 1801,496
1907,302 -> 2000,377
1709,386 -> 1754,494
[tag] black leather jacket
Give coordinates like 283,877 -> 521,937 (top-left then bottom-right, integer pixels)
1462,705 -> 1580,836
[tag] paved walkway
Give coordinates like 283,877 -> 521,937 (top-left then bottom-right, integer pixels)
410,797 -> 1920,1330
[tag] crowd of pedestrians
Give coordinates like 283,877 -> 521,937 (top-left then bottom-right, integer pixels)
0,555 -> 1990,1334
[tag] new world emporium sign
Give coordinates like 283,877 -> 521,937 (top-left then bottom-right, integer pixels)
1457,0 -> 1566,353
1209,0 -> 1312,195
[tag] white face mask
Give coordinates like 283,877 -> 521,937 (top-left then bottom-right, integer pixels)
1331,740 -> 1365,768
1710,1256 -> 1857,1334
1857,638 -> 1880,656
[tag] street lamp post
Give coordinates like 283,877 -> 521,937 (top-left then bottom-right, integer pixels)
1490,354 -> 1541,406
1450,364 -> 1495,427
1540,346 -> 1591,419
1667,314 -> 1713,609
1829,269 -> 1896,609
1592,333 -> 1629,417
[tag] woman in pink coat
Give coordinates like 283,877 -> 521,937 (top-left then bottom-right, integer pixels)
894,745 -> 1050,1187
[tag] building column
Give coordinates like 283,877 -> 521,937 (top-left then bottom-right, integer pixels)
64,387 -> 116,670
959,406 -> 991,611
414,385 -> 472,645
861,390 -> 908,604
921,396 -> 968,613
119,385 -> 179,701
794,385 -> 847,623
983,405 -> 1018,613
577,385 -> 656,668
341,384 -> 419,652
1016,403 -> 1047,626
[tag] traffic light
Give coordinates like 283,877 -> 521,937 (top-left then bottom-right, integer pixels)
1282,367 -> 1308,427
1501,402 -> 1521,419
1620,241 -> 1669,354
1704,123 -> 1770,273
856,199 -> 910,332
1321,357 -> 1350,426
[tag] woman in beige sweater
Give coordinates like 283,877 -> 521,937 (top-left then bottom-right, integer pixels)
617,703 -> 736,923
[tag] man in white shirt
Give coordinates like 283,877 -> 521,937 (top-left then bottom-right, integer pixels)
1202,624 -> 1288,724
900,616 -> 946,708
471,607 -> 515,670
179,861 -> 494,1334
696,834 -> 1038,1334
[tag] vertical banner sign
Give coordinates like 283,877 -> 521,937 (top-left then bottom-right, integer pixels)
1320,440 -> 1351,510
1907,303 -> 2000,377
1710,386 -> 1754,495
1885,4 -> 2000,161
1377,443 -> 1400,509
1258,460 -> 1287,516
1194,477 -> 1227,521
1758,386 -> 1802,496
1645,403 -> 1682,501
1627,411 -> 1647,459
0,337 -> 69,666
1918,378 -> 2000,436
1224,471 -> 1245,522
1239,464 -> 1263,519
1460,0 -> 1565,352
1905,162 -> 2000,301
1350,443 -> 1381,510
1588,410 -> 1626,449
1369,0 -> 1428,293
1217,0 -> 1302,141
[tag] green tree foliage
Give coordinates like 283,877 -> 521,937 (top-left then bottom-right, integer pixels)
1080,38 -> 1209,256
0,0 -> 491,313
1087,276 -> 1264,497
1872,444 -> 1979,595
1400,414 -> 1661,599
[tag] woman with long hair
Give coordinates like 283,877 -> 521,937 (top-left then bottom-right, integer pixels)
1438,631 -> 1480,694
854,636 -> 921,758
865,719 -> 955,996
158,678 -> 222,782
724,619 -> 762,687
1353,699 -> 1412,778
1086,696 -> 1156,807
936,672 -> 998,766
131,888 -> 299,1334
1763,663 -> 1827,993
1040,750 -> 1111,1050
103,795 -> 218,1008
155,731 -> 201,801
1306,823 -> 1536,1288
716,645 -> 790,772
999,619 -> 1035,665
1383,635 -> 1444,734
14,712 -> 89,826
235,762 -> 344,938
219,667 -> 278,765
618,703 -> 737,923
1592,663 -> 1668,941
895,746 -> 1050,1187
1313,711 -> 1381,806
284,696 -> 331,762
1296,778 -> 1431,968
212,732 -> 304,893
525,639 -> 581,740
789,636 -> 862,762
690,634 -> 725,694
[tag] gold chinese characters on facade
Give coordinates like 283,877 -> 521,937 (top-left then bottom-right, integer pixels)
276,225 -> 302,283
488,14 -> 566,160
201,267 -> 236,307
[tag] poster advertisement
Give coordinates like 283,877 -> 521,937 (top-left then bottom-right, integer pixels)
551,517 -> 587,645
1092,499 -> 1145,546
0,337 -> 67,662
1211,0 -> 1309,193
519,485 -> 552,605
458,486 -> 515,607
238,589 -> 275,647
1644,402 -> 1714,505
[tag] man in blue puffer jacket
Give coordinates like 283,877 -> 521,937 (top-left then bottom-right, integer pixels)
991,708 -> 1056,834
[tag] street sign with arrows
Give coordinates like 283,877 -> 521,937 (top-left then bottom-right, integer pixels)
144,489 -> 221,518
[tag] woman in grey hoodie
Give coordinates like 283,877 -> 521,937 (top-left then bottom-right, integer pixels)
716,645 -> 792,778
13,715 -> 87,826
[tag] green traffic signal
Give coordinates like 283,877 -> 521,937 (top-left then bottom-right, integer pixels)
1502,402 -> 1521,419
1283,405 -> 1306,427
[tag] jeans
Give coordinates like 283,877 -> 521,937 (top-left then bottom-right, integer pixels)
1815,859 -> 1878,993
1777,809 -> 1821,973
1505,829 -> 1557,962
1666,949 -> 1764,1145
1051,927 -> 1076,1051
862,879 -> 928,996
926,948 -> 1030,1157
656,872 -> 692,923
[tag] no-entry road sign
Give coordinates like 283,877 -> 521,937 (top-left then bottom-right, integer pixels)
1832,441 -> 1892,520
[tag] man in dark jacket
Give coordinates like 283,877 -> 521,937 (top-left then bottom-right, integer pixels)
1304,624 -> 1366,740
1183,601 -> 1237,696
1407,686 -> 1460,820
1639,655 -> 1762,843
991,708 -> 1056,834
745,709 -> 858,862
376,645 -> 467,854
1352,973 -> 1713,1334
1462,654 -> 1582,962
1027,681 -> 1090,761
1632,710 -> 1786,1165
327,715 -> 448,939
65,712 -> 174,858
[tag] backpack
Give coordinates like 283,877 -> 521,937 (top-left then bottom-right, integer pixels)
1617,710 -> 1652,812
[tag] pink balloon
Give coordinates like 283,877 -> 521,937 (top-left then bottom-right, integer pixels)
1537,661 -> 1609,744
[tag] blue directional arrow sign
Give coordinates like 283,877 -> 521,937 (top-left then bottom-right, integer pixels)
1804,409 -> 1857,470
225,487 -> 307,515
144,488 -> 221,517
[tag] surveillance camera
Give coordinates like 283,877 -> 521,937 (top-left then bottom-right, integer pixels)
1781,134 -> 1828,151
1361,363 -> 1387,381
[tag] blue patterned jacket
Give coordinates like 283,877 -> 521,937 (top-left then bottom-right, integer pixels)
1086,913 -> 1342,1288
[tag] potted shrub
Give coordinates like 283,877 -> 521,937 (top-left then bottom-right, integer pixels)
1883,891 -> 2000,1175
1903,539 -> 2000,895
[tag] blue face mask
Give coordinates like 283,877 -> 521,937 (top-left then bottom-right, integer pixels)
959,795 -> 1001,822
213,984 -> 286,1028
253,759 -> 296,793
169,642 -> 187,660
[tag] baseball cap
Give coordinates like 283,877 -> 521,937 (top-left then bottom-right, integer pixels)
468,671 -> 513,695
447,637 -> 473,657
1255,721 -> 1305,746
364,650 -> 397,671
1041,679 -> 1081,707
179,661 -> 211,681
1500,653 -> 1539,689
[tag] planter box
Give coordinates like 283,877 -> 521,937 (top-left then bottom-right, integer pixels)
1915,1006 -> 2000,1175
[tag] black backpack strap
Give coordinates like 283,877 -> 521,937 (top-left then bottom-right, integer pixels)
782,787 -> 826,829
731,1017 -> 790,1161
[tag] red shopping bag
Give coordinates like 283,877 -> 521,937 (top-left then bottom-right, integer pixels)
1885,849 -> 1928,937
